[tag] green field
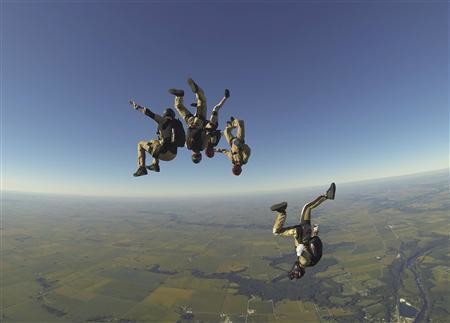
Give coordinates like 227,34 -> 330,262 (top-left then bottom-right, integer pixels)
2,170 -> 449,322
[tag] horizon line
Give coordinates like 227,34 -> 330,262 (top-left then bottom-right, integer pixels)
2,168 -> 448,200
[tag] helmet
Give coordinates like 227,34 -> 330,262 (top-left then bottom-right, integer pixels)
288,262 -> 305,280
232,164 -> 242,176
205,145 -> 215,158
192,152 -> 202,164
163,108 -> 175,119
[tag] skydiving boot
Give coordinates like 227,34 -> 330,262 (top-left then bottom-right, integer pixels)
270,201 -> 288,213
146,163 -> 160,172
187,78 -> 199,93
326,183 -> 336,200
133,166 -> 148,177
168,89 -> 184,97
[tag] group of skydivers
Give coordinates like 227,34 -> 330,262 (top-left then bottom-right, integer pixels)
131,78 -> 336,282
131,78 -> 251,177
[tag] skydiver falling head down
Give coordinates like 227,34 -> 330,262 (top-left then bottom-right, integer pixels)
130,101 -> 185,177
270,183 -> 336,280
215,117 -> 251,176
203,88 -> 230,158
169,78 -> 229,163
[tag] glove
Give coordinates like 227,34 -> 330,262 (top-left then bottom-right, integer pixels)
296,244 -> 305,256
313,224 -> 319,236
129,100 -> 138,110
224,89 -> 230,98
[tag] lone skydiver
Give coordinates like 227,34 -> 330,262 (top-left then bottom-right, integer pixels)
130,100 -> 185,177
270,183 -> 336,280
214,117 -> 251,176
169,78 -> 229,163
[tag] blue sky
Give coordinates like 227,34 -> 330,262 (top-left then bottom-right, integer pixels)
2,1 -> 448,197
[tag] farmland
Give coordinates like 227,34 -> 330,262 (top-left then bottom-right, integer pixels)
2,170 -> 448,322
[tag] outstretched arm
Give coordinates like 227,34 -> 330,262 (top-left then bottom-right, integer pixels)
130,100 -> 163,123
214,148 -> 233,160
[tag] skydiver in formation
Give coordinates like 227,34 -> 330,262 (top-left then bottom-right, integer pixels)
130,100 -> 185,177
203,89 -> 230,158
215,117 -> 251,176
270,183 -> 336,280
169,78 -> 229,163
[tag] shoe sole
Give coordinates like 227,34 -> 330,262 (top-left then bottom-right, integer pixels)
327,183 -> 336,199
270,202 -> 287,212
169,89 -> 184,97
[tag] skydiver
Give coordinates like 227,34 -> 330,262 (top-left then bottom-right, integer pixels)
214,117 -> 251,176
203,89 -> 230,158
270,183 -> 336,280
130,100 -> 185,177
169,78 -> 229,163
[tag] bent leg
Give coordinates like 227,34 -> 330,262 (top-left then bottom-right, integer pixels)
300,195 -> 327,224
195,87 -> 207,120
148,140 -> 161,155
137,140 -> 152,167
233,119 -> 246,143
209,110 -> 218,126
209,96 -> 228,125
174,96 -> 195,125
273,212 -> 297,237
223,123 -> 236,146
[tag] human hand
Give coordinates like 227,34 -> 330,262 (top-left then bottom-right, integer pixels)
296,244 -> 305,256
129,100 -> 138,110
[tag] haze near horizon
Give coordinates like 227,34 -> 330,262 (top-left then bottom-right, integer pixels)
2,1 -> 448,197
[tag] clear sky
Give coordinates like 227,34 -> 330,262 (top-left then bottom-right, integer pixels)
2,1 -> 448,197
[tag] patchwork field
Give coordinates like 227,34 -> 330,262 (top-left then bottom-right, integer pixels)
2,170 -> 449,322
